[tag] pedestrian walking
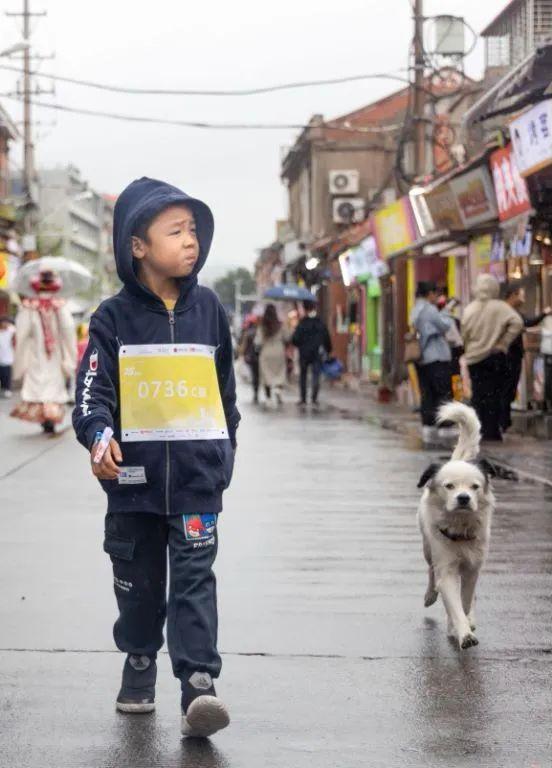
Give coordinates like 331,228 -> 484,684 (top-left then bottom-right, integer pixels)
410,281 -> 453,442
0,316 -> 15,398
291,300 -> 331,409
501,283 -> 551,431
255,303 -> 287,405
10,270 -> 76,433
462,273 -> 523,441
73,177 -> 240,738
238,314 -> 260,403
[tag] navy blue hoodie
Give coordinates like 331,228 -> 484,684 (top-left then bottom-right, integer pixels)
73,177 -> 240,516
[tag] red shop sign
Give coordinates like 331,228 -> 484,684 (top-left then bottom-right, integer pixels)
490,144 -> 531,222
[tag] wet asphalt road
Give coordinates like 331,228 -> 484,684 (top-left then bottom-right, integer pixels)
0,392 -> 551,768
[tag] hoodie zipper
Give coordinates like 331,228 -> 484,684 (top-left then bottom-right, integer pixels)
166,309 -> 176,516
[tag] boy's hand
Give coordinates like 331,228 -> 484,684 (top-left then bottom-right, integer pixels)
91,438 -> 123,480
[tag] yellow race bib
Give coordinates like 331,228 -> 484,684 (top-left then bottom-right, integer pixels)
119,343 -> 228,442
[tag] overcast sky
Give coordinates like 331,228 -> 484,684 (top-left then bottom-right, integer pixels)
0,0 -> 506,281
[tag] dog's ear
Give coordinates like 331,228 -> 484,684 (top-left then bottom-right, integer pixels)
477,458 -> 497,483
417,463 -> 441,489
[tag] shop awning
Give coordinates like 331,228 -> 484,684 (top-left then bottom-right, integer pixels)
463,41 -> 552,126
385,229 -> 452,260
311,218 -> 372,256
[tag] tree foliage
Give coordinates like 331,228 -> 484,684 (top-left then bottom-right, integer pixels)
213,267 -> 255,307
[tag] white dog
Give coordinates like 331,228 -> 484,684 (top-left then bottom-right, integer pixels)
417,402 -> 495,650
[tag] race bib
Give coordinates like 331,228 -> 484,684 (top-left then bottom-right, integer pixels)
119,343 -> 228,442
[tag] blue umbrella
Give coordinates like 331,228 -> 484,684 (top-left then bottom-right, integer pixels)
263,284 -> 317,302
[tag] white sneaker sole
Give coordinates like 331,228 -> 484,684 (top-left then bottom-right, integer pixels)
116,701 -> 155,714
181,695 -> 230,738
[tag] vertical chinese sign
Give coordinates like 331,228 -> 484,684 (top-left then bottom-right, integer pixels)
489,144 -> 532,222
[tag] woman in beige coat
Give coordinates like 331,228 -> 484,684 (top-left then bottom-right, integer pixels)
255,303 -> 288,406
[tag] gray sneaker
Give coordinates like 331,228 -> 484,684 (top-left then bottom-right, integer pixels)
181,671 -> 230,738
116,654 -> 156,713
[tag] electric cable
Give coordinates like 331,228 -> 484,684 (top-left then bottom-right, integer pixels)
0,92 -> 407,134
0,64 -> 415,97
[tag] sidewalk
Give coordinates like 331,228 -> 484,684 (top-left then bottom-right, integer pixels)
321,379 -> 552,487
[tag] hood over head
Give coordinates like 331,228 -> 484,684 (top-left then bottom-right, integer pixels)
473,273 -> 499,302
113,177 -> 214,305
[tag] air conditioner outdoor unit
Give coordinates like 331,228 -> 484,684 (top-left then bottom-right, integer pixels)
329,170 -> 359,195
333,197 -> 366,224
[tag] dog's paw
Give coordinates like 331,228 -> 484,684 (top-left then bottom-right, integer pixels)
468,613 -> 476,631
460,632 -> 479,650
424,589 -> 438,607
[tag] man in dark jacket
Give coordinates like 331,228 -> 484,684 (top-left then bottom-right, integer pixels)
292,300 -> 332,408
73,177 -> 239,738
501,283 -> 551,430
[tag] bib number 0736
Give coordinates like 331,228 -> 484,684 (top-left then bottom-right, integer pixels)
136,380 -> 207,399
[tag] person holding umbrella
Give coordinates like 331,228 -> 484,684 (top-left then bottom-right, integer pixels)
11,268 -> 77,434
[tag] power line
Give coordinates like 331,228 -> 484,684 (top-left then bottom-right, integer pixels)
0,63 -> 414,96
0,92 -> 405,133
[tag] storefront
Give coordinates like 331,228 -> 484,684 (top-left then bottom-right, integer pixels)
491,120 -> 552,414
371,196 -> 419,389
338,236 -> 387,380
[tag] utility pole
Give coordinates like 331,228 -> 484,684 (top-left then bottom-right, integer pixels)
412,0 -> 426,178
22,0 -> 33,220
6,0 -> 47,255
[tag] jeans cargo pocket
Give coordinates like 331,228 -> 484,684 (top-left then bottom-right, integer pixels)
103,534 -> 135,561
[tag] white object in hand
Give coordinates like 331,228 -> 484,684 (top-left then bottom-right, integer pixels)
93,427 -> 114,464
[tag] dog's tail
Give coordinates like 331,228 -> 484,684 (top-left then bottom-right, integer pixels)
438,402 -> 481,461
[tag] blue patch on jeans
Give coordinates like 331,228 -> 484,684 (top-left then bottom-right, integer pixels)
183,513 -> 217,542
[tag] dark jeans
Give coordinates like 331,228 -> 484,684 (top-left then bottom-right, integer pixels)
417,360 -> 452,426
469,352 -> 508,441
0,364 -> 11,391
502,353 -> 523,431
299,359 -> 322,404
103,511 -> 221,685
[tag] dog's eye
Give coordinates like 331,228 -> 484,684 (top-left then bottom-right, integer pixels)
444,483 -> 455,490
471,483 -> 480,490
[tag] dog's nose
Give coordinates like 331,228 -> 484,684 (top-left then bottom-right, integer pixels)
457,493 -> 471,507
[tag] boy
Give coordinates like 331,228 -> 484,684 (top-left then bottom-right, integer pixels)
73,177 -> 240,738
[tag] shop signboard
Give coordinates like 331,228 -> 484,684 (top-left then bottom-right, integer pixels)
409,188 -> 435,236
510,99 -> 552,178
472,234 -> 492,271
449,166 -> 498,228
348,236 -> 388,280
511,227 -> 532,257
490,144 -> 531,222
371,197 -> 418,259
423,182 -> 464,230
338,250 -> 354,287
